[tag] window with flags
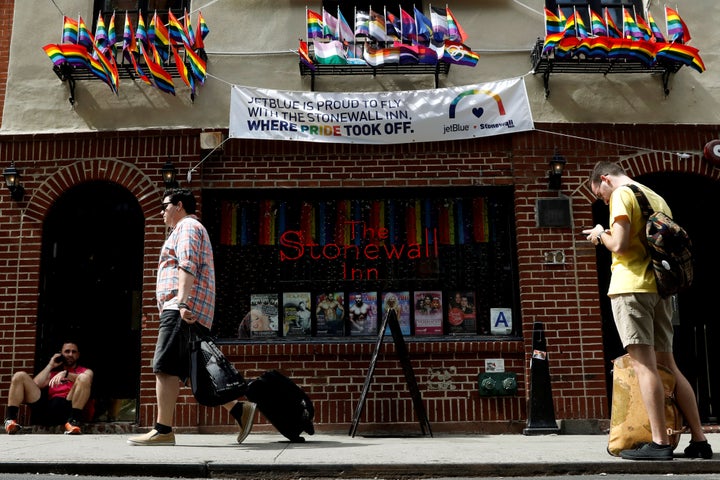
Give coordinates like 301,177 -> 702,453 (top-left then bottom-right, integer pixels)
546,0 -> 644,35
92,0 -> 190,33
203,186 -> 521,341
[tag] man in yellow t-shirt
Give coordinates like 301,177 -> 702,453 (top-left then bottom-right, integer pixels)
583,161 -> 711,461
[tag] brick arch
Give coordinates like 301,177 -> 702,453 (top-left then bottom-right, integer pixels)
574,151 -> 720,205
22,159 -> 162,224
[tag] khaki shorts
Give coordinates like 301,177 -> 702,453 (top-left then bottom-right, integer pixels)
609,293 -> 673,352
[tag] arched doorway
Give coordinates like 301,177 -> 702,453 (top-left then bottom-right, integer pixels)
593,172 -> 719,423
37,181 -> 145,423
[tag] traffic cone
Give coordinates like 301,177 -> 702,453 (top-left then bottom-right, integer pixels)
523,322 -> 560,435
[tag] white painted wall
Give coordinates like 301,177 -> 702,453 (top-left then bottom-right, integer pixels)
2,0 -> 718,133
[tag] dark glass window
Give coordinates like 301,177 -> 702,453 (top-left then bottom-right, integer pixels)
546,0 -> 645,31
92,0 -> 189,33
203,187 -> 521,341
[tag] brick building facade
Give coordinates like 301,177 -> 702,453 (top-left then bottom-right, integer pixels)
0,0 -> 718,434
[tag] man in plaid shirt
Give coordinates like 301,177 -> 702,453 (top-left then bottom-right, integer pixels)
128,188 -> 256,446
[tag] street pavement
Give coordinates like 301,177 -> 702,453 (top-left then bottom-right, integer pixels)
1,431 -> 719,478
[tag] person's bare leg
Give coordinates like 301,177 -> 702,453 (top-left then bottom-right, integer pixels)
7,372 -> 42,407
626,344 -> 669,445
156,372 -> 180,427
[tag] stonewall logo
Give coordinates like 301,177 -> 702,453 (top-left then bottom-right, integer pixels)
443,88 -> 514,134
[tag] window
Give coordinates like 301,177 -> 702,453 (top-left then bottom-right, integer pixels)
546,0 -> 645,32
203,187 -> 521,341
92,0 -> 189,33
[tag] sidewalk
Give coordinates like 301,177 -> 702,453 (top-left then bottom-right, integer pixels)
1,431 -> 719,478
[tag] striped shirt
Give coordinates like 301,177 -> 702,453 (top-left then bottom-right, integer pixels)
156,215 -> 216,329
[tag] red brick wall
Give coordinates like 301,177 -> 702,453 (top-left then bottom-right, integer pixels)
1,124 -> 718,433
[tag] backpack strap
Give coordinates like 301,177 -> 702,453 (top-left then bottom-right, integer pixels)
625,184 -> 652,221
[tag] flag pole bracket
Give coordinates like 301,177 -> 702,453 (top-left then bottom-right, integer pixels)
530,38 -> 682,98
52,63 -> 77,106
300,61 -> 450,92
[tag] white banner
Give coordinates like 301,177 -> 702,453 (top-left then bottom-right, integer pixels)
229,77 -> 534,144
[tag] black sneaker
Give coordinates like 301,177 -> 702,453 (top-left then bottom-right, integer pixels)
620,442 -> 673,461
684,440 -> 713,459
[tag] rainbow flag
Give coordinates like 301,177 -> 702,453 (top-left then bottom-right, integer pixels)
563,12 -> 588,39
442,41 -> 479,67
92,44 -> 119,93
605,8 -> 622,39
58,44 -> 91,67
306,9 -> 323,39
62,16 -> 78,44
198,11 -> 210,41
150,11 -> 170,61
183,41 -> 207,84
584,36 -> 614,58
647,11 -> 666,43
107,12 -> 117,50
172,44 -> 194,94
168,9 -> 190,45
78,16 -> 94,51
544,8 -> 564,35
183,10 -> 195,47
122,11 -> 136,52
86,51 -> 115,93
136,11 -> 148,47
622,8 -> 644,40
590,10 -> 607,37
542,32 -> 564,54
629,39 -> 656,66
43,44 -> 69,66
94,12 -> 108,51
140,43 -> 175,95
656,43 -> 705,73
635,14 -> 652,41
666,7 -> 691,44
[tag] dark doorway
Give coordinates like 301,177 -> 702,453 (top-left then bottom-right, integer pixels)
593,172 -> 719,423
37,181 -> 145,423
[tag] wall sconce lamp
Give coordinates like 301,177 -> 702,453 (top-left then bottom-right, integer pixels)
161,160 -> 179,189
3,162 -> 25,201
548,152 -> 567,190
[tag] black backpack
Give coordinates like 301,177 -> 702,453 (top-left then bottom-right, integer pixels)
626,184 -> 693,298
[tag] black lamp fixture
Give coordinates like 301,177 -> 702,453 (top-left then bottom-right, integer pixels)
548,151 -> 567,190
3,162 -> 25,201
161,160 -> 179,189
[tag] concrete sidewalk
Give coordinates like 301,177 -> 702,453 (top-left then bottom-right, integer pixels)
1,432 -> 719,478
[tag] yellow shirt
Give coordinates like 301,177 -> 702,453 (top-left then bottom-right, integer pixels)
607,184 -> 672,295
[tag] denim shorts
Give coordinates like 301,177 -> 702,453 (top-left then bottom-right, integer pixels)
153,309 -> 212,381
609,293 -> 673,352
